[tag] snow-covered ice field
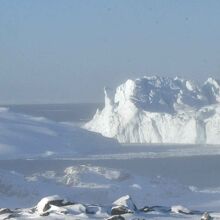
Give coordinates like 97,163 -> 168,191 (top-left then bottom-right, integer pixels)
0,105 -> 220,219
1,146 -> 220,219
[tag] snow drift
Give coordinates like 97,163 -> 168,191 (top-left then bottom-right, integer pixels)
0,165 -> 219,219
85,76 -> 220,144
0,164 -> 198,209
0,108 -> 119,159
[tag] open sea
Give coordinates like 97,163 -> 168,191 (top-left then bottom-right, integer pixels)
4,103 -> 103,123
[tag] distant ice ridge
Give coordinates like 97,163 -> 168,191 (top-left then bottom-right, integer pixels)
85,76 -> 220,144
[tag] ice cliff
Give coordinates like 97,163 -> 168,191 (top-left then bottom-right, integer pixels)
85,76 -> 220,144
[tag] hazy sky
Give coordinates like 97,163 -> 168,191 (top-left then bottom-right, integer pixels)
0,0 -> 220,104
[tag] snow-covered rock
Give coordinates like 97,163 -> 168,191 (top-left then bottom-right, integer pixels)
0,109 -> 119,159
0,165 -> 220,219
36,195 -> 65,213
201,212 -> 213,220
112,195 -> 137,211
171,205 -> 191,214
85,76 -> 220,144
0,194 -> 217,220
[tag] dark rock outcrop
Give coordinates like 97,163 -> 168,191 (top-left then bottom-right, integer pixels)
111,205 -> 133,215
106,215 -> 125,220
0,208 -> 13,215
201,212 -> 213,220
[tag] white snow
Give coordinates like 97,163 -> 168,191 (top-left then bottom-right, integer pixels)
0,164 -> 220,219
85,76 -> 220,144
171,205 -> 191,214
112,195 -> 137,211
0,109 -> 119,159
36,195 -> 63,213
0,164 -> 192,209
0,81 -> 220,219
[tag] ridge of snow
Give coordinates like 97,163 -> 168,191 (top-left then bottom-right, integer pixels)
85,76 -> 220,144
0,109 -> 119,159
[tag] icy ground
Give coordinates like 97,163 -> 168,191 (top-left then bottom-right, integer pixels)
0,108 -> 220,219
0,107 -> 118,159
1,164 -> 220,219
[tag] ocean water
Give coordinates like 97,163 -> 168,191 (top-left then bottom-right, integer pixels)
5,103 -> 103,123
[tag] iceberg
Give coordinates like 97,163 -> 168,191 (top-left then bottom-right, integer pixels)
85,76 -> 220,144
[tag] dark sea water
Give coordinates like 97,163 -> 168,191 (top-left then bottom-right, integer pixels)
4,103 -> 103,123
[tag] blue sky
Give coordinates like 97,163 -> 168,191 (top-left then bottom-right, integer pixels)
0,0 -> 220,104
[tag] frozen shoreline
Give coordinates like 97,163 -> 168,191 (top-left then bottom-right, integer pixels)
1,153 -> 220,188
